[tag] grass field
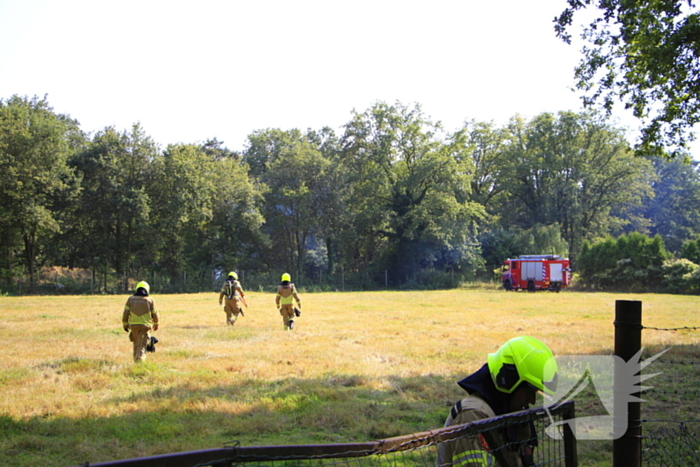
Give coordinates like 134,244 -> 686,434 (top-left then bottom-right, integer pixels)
0,286 -> 698,466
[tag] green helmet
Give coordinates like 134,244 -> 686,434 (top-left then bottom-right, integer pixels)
281,273 -> 291,282
487,336 -> 557,396
228,272 -> 238,280
135,281 -> 150,294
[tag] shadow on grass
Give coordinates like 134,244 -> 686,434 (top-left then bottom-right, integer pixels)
0,371 -> 458,467
2,343 -> 698,467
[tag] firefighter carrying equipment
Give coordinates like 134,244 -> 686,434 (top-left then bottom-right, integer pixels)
223,279 -> 241,300
146,336 -> 158,352
487,336 -> 557,396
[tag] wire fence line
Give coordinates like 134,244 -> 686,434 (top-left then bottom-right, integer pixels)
642,422 -> 700,467
70,402 -> 577,467
636,317 -> 700,466
5,265 -> 480,296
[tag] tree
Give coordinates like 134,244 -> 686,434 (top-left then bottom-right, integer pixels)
679,234 -> 700,264
147,143 -> 218,286
450,120 -> 513,213
243,128 -> 345,281
68,124 -> 156,291
341,101 -> 484,284
0,95 -> 82,292
555,0 -> 700,158
196,140 -> 266,276
642,157 -> 700,253
503,112 -> 654,265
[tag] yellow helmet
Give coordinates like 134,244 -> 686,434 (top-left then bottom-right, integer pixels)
281,273 -> 291,282
228,272 -> 238,280
135,281 -> 150,294
487,336 -> 557,396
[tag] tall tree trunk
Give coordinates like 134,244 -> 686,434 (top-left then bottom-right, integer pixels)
125,217 -> 133,293
22,228 -> 36,294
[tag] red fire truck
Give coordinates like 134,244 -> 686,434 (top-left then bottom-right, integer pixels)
501,255 -> 571,292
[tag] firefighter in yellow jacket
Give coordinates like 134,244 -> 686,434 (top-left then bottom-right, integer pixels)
219,271 -> 245,326
275,272 -> 301,330
122,281 -> 159,363
437,336 -> 557,467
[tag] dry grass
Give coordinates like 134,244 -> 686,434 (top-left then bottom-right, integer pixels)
0,287 -> 698,466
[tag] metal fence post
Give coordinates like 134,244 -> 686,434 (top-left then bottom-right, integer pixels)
613,300 -> 642,467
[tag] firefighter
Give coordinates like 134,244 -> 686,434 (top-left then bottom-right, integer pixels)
219,272 -> 245,326
437,336 -> 558,467
122,281 -> 159,363
275,272 -> 301,330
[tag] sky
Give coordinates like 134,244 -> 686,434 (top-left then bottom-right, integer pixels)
0,0 -> 668,153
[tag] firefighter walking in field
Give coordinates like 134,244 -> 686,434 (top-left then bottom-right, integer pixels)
275,273 -> 301,330
219,271 -> 245,326
437,336 -> 558,467
122,281 -> 159,363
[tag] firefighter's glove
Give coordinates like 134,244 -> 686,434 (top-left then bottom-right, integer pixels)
294,307 -> 301,317
153,324 -> 159,331
219,301 -> 222,306
123,325 -> 130,332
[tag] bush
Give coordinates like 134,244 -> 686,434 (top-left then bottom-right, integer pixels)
577,233 -> 670,291
661,259 -> 700,294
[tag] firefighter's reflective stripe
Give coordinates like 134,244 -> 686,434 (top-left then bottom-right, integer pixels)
124,296 -> 156,326
127,311 -> 153,326
453,450 -> 493,467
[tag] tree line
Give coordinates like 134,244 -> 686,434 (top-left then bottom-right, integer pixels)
2,95 -> 700,294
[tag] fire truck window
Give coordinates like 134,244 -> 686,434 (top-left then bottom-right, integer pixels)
512,262 -> 518,270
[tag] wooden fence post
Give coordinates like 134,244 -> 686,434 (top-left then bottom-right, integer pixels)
613,300 -> 642,467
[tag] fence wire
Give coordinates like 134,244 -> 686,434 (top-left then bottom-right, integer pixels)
639,325 -> 700,466
641,421 -> 700,467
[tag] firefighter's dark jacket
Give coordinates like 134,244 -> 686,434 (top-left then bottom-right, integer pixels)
457,364 -> 512,416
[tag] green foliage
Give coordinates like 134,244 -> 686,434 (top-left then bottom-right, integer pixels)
679,235 -> 700,264
640,158 -> 700,253
577,232 -> 671,290
0,95 -> 83,292
341,101 -> 485,284
243,128 -> 346,279
2,95 -> 700,293
555,0 -> 700,158
661,258 -> 700,294
502,111 -> 653,265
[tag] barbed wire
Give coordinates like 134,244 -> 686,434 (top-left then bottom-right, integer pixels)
641,419 -> 700,424
640,388 -> 700,396
641,325 -> 700,331
650,359 -> 700,365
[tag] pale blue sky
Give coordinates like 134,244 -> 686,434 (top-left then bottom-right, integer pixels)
0,0 -> 666,153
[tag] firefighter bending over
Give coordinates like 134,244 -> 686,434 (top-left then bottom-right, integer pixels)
437,336 -> 557,467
